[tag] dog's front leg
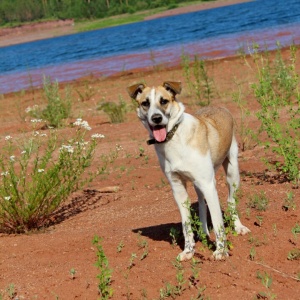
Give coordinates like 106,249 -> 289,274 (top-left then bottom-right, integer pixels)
196,180 -> 228,260
168,174 -> 195,261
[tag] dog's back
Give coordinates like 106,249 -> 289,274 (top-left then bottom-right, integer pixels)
194,107 -> 234,168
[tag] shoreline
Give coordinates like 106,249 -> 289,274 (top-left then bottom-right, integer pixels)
0,0 -> 250,48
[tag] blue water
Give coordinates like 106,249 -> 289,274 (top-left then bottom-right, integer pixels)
1,0 -> 300,94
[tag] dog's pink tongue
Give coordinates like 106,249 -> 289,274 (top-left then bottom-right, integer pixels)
153,127 -> 167,142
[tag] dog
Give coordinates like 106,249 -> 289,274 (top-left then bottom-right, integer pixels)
127,81 -> 250,261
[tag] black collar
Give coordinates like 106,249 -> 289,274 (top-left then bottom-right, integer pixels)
147,123 -> 179,145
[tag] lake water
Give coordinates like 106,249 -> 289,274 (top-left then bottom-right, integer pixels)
1,0 -> 300,94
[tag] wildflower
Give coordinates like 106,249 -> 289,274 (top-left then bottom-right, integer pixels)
4,196 -> 11,201
60,145 -> 74,153
21,150 -> 26,155
10,156 -> 15,162
38,169 -> 45,173
40,133 -> 47,137
31,119 -> 43,123
5,135 -> 12,141
91,133 -> 105,139
73,118 -> 82,126
1,171 -> 8,176
73,119 -> 91,130
34,131 -> 39,136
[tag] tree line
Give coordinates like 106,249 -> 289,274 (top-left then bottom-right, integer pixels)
0,0 -> 205,25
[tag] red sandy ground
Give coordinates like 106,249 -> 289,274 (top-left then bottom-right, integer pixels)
0,2 -> 299,300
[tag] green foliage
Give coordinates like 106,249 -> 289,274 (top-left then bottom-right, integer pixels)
247,192 -> 269,211
256,271 -> 273,289
97,96 -> 130,123
250,43 -> 300,183
287,248 -> 300,261
92,235 -> 114,300
0,121 -> 103,233
181,53 -> 214,106
28,77 -> 72,128
0,0 -> 202,25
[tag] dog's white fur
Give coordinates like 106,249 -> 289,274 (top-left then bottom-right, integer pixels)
127,81 -> 250,261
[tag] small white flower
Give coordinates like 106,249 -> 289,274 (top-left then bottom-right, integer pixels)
73,118 -> 82,126
5,135 -> 12,141
31,119 -> 43,123
34,131 -> 39,136
40,133 -> 47,137
21,150 -> 26,155
1,171 -> 8,176
10,156 -> 15,162
38,169 -> 45,173
91,133 -> 105,139
73,119 -> 91,130
4,196 -> 11,201
60,145 -> 74,153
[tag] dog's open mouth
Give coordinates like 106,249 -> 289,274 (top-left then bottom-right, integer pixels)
150,125 -> 167,142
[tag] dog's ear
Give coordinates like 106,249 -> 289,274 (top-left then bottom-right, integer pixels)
163,81 -> 182,95
127,83 -> 146,100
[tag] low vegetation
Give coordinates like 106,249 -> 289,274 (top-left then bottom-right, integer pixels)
0,0 -> 209,26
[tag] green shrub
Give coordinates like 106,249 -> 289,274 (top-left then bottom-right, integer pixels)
181,53 -> 214,106
98,96 -> 130,123
0,120 -> 104,233
250,43 -> 300,184
28,77 -> 72,128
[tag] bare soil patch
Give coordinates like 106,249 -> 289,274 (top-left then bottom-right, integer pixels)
0,45 -> 299,299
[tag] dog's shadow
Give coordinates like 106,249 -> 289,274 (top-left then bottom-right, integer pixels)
132,203 -> 215,251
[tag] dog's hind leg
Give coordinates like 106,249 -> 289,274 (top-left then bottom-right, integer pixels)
194,186 -> 209,236
223,137 -> 250,235
168,175 -> 195,261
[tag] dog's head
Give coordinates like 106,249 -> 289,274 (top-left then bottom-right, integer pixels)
127,81 -> 184,142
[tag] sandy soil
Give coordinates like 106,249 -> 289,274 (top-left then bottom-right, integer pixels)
0,1 -> 300,300
0,45 -> 299,299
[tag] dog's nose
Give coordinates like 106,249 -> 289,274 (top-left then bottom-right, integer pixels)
151,114 -> 163,124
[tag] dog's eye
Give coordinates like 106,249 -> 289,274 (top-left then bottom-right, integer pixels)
141,99 -> 150,108
160,98 -> 169,106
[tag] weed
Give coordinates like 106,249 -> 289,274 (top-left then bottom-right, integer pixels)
291,223 -> 300,240
76,81 -> 96,102
255,216 -> 264,227
28,77 -> 72,128
247,192 -> 269,211
250,43 -> 300,184
287,248 -> 300,261
128,253 -> 137,269
69,268 -> 76,280
282,191 -> 296,211
232,78 -> 257,151
0,120 -> 104,233
117,240 -> 125,253
92,235 -> 114,300
181,53 -> 214,106
137,231 -> 149,260
6,283 -> 16,299
98,95 -> 130,123
170,227 -> 180,247
256,271 -> 273,289
249,247 -> 256,261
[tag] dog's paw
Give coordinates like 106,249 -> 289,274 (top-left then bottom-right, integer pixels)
213,249 -> 229,261
177,250 -> 194,261
235,224 -> 251,235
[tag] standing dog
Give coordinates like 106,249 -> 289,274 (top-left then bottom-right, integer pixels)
127,81 -> 250,261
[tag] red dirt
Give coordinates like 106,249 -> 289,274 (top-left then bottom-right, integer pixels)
0,2 -> 300,300
0,45 -> 299,300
